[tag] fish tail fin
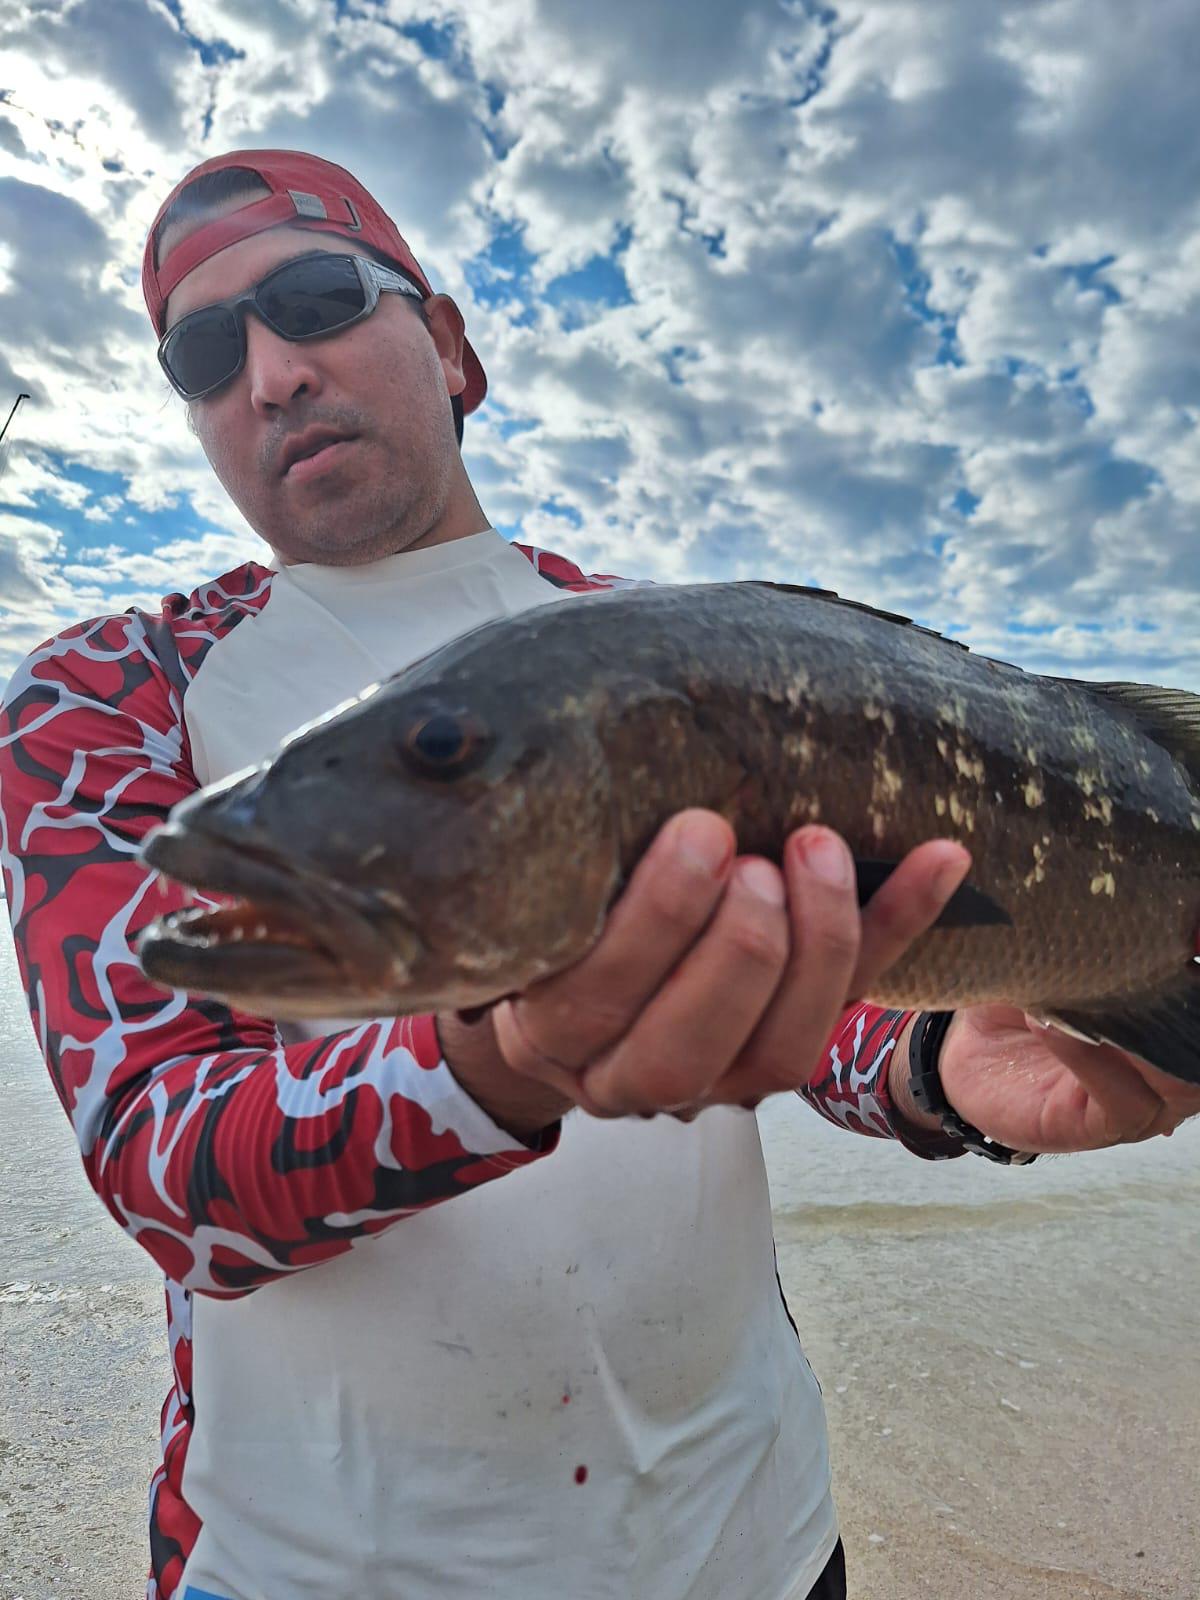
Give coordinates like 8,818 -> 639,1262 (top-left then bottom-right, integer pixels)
1044,966 -> 1200,1085
1072,681 -> 1200,784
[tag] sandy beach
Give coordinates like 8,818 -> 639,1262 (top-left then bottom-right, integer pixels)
2,926 -> 1198,1598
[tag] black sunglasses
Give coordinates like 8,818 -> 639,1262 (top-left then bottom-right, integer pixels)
158,251 -> 425,401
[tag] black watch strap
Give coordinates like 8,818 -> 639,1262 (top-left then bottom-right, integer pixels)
907,1012 -> 1038,1166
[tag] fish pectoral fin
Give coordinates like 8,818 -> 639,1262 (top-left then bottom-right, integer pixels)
1044,968 -> 1200,1086
854,859 -> 1012,928
1063,680 -> 1200,780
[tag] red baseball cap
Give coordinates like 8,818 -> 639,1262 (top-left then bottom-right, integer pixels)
142,148 -> 487,414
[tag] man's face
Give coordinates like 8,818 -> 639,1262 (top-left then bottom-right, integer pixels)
161,203 -> 469,566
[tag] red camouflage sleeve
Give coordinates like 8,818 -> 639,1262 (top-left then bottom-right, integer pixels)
804,1002 -> 965,1160
0,611 -> 557,1300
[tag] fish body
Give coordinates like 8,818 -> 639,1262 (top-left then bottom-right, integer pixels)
140,582 -> 1200,1081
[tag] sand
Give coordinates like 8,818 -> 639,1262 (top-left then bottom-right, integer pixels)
0,1280 -> 161,1598
776,1209 -> 1200,1600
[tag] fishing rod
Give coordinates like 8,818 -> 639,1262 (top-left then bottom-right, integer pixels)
0,392 -> 30,449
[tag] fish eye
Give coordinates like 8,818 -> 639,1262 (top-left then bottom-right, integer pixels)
401,709 -> 488,778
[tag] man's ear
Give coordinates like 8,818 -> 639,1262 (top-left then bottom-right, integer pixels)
422,294 -> 469,401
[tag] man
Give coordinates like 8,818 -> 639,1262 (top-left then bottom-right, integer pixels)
1,150 -> 1194,1600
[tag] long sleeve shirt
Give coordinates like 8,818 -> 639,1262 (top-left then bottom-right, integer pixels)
1,535 -> 917,1600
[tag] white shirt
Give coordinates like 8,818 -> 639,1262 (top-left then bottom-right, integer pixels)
176,530 -> 837,1600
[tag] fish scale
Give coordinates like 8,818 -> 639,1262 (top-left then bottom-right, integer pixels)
139,581 -> 1200,1083
547,585 -> 1197,1011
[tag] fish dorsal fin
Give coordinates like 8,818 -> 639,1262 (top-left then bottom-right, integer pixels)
740,581 -> 970,651
1071,681 -> 1200,780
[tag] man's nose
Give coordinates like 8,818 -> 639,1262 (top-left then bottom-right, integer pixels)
243,313 -> 325,413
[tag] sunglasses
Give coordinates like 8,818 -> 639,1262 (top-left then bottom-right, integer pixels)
157,251 -> 426,401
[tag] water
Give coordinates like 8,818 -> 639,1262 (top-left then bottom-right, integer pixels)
760,1069 -> 1200,1222
0,934 -> 150,1291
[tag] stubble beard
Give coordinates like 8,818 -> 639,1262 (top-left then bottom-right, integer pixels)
272,441 -> 450,567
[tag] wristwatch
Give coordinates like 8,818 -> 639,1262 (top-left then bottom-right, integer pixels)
907,1011 -> 1039,1166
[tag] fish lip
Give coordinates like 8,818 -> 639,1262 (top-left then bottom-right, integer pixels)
140,823 -> 401,987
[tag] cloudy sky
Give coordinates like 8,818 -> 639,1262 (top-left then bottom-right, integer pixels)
1,0 -> 1197,688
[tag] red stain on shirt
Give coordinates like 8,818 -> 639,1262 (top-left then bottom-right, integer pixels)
574,1465 -> 589,1485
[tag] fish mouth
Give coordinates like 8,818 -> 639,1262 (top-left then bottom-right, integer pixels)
138,822 -> 415,1009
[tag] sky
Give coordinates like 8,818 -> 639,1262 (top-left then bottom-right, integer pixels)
1,0 -> 1198,688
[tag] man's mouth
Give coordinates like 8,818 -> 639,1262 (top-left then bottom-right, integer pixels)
284,435 -> 359,482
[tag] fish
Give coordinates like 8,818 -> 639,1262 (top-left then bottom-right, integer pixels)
138,581 -> 1200,1083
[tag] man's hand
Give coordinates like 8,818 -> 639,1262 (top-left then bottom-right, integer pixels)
439,809 -> 971,1135
926,1005 -> 1200,1153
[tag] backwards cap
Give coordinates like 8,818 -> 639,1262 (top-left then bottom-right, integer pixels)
141,148 -> 487,414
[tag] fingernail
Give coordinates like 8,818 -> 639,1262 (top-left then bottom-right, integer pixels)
799,829 -> 852,888
932,852 -> 970,901
675,813 -> 731,876
738,858 -> 785,906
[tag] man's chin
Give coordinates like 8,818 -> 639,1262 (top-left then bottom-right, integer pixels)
266,518 -> 429,569
255,462 -> 437,567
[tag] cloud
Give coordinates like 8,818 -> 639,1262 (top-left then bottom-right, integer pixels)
0,517 -> 63,604
0,0 -> 1197,694
0,177 -> 132,344
0,0 -> 205,149
0,113 -> 33,160
0,515 -> 105,676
